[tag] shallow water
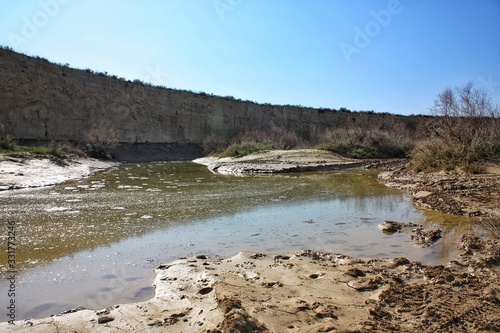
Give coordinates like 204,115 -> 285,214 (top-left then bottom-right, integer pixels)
0,162 -> 481,320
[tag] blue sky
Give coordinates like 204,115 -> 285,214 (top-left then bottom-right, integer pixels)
0,0 -> 499,115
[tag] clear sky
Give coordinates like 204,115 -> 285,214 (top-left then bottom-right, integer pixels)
1,0 -> 499,115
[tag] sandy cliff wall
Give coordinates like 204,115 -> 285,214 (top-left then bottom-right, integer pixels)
0,48 -> 416,157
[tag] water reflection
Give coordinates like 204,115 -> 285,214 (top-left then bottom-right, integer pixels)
0,163 -> 407,274
0,162 -> 481,320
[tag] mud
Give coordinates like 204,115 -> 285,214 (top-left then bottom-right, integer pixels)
4,242 -> 498,332
365,235 -> 500,333
379,167 -> 500,217
378,220 -> 442,247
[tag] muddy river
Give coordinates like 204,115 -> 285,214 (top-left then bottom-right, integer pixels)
0,162 -> 481,320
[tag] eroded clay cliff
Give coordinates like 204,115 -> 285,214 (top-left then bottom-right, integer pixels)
0,48 -> 418,161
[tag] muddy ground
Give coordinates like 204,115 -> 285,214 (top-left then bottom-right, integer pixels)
379,164 -> 500,218
3,241 -> 498,332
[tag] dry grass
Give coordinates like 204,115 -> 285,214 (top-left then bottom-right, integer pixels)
480,216 -> 500,240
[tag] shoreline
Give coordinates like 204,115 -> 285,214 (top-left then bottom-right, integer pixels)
379,166 -> 500,218
0,154 -> 119,191
3,242 -> 498,332
193,149 -> 370,175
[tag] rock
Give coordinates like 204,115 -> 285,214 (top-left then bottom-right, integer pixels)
414,190 -> 433,198
347,277 -> 381,291
411,228 -> 442,247
460,234 -> 485,252
196,149 -> 366,175
377,221 -> 414,234
97,315 -> 114,324
345,268 -> 366,278
379,221 -> 442,247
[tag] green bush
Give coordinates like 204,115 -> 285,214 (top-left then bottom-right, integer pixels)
220,142 -> 274,157
410,137 -> 485,173
317,129 -> 413,159
48,141 -> 85,159
0,134 -> 17,151
204,128 -> 305,157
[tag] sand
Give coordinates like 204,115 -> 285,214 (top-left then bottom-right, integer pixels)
3,243 -> 498,332
194,149 -> 367,175
0,155 -> 118,190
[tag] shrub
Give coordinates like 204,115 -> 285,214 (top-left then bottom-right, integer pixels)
410,137 -> 485,173
0,134 -> 17,151
317,128 -> 413,158
220,142 -> 274,157
0,123 -> 17,151
206,127 -> 305,157
48,141 -> 85,159
202,135 -> 227,155
83,128 -> 118,159
410,82 -> 499,173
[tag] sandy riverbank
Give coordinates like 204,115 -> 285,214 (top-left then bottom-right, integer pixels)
3,239 -> 498,332
0,154 -> 118,190
194,149 -> 368,175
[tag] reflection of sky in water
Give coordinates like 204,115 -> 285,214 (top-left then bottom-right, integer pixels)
0,162 -> 479,320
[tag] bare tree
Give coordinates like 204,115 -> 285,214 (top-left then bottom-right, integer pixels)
433,82 -> 497,118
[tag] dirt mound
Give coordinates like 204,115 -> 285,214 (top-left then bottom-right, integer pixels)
194,149 -> 365,175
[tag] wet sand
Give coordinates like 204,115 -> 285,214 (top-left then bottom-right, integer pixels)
3,241 -> 498,332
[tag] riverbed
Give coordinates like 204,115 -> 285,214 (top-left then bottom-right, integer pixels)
0,162 -> 480,320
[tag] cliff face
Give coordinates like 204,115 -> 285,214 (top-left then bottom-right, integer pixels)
0,48 -> 410,150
